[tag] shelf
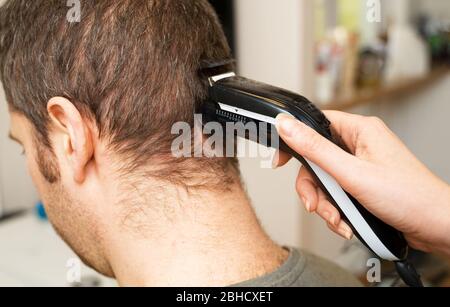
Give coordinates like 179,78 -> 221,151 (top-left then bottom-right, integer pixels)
321,67 -> 450,111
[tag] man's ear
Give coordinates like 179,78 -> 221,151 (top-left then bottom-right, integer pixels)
47,97 -> 94,183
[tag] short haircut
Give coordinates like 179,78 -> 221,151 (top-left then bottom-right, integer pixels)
0,0 -> 239,188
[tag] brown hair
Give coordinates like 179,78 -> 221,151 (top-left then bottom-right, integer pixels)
0,0 -> 239,188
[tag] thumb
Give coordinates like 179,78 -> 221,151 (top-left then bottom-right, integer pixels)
275,114 -> 364,184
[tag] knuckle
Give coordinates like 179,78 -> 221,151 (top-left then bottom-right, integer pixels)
326,222 -> 338,232
296,178 -> 310,195
298,166 -> 311,181
303,131 -> 322,154
360,116 -> 389,138
367,116 -> 386,129
295,175 -> 312,193
289,122 -> 304,139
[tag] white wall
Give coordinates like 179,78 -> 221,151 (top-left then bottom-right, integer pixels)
371,75 -> 450,183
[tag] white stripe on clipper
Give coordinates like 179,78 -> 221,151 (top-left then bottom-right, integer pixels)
305,159 -> 399,261
210,72 -> 236,83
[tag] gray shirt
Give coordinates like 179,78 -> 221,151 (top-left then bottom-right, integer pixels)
232,248 -> 363,287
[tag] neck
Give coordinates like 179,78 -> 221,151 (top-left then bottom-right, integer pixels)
102,180 -> 288,286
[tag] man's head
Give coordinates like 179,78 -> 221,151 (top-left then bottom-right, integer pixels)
1,0 -> 239,276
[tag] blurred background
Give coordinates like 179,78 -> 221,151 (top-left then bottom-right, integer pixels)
0,0 -> 449,286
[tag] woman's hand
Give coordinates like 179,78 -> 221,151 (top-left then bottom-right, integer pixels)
274,111 -> 450,256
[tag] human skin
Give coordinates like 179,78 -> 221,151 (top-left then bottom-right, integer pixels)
274,112 -> 450,257
8,100 -> 288,286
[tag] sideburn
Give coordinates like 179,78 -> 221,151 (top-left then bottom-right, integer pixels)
34,137 -> 61,184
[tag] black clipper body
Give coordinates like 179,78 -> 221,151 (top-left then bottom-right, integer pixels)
202,72 -> 409,262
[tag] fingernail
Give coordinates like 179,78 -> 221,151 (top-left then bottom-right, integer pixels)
330,216 -> 338,227
272,151 -> 279,169
340,224 -> 354,240
300,196 -> 311,212
276,114 -> 296,138
344,230 -> 353,240
304,200 -> 311,213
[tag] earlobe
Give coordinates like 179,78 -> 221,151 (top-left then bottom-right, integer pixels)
47,97 -> 94,184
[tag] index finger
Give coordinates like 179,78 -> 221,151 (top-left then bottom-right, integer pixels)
323,110 -> 366,153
